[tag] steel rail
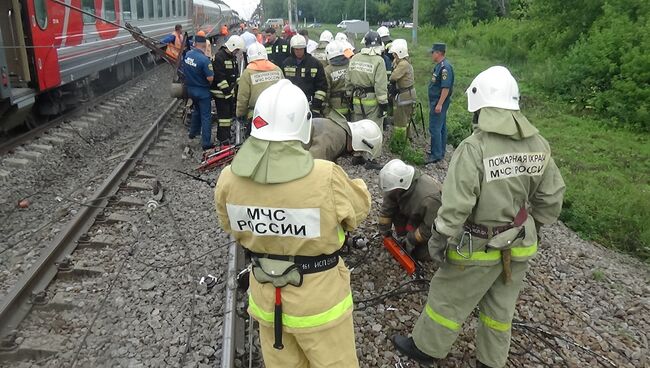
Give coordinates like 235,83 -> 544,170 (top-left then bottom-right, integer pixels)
0,99 -> 179,339
0,62 -> 165,156
220,238 -> 243,368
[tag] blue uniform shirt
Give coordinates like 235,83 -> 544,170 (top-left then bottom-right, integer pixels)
182,48 -> 213,89
428,58 -> 454,104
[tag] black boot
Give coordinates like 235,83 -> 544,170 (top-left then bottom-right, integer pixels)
411,245 -> 432,262
364,159 -> 383,170
392,335 -> 437,366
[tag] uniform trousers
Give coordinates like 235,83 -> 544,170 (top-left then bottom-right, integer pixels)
428,100 -> 450,161
412,261 -> 529,368
258,314 -> 359,368
187,86 -> 213,149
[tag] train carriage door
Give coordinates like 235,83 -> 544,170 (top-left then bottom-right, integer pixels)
24,0 -> 61,90
0,0 -> 32,87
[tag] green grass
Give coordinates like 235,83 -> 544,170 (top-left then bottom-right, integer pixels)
309,26 -> 650,260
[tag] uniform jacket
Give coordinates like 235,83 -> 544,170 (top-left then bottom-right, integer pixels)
215,159 -> 370,332
428,58 -> 454,105
435,107 -> 565,264
325,57 -> 350,113
182,48 -> 213,97
307,113 -> 351,162
312,41 -> 329,67
265,37 -> 290,68
379,171 -> 442,244
390,58 -> 416,106
345,50 -> 388,104
282,53 -> 328,103
236,61 -> 284,117
211,48 -> 239,98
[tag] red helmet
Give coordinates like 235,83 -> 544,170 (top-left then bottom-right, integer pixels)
282,24 -> 295,36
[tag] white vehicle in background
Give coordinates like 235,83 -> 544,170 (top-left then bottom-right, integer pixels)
264,18 -> 285,29
337,20 -> 361,29
404,22 -> 414,29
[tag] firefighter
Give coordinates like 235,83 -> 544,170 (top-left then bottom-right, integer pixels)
312,30 -> 333,67
281,35 -> 328,116
236,43 -> 284,126
264,27 -> 291,67
215,80 -> 370,368
306,110 -> 382,165
345,31 -> 388,127
378,159 -> 442,261
161,24 -> 184,61
377,26 -> 393,60
392,66 -> 566,368
324,40 -> 351,118
182,33 -> 214,150
388,39 -> 416,142
211,35 -> 244,143
282,24 -> 296,40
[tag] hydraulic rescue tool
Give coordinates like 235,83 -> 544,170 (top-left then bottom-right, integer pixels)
197,119 -> 246,172
383,235 -> 418,276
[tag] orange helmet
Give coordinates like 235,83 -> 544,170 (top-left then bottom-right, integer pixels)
196,30 -> 206,37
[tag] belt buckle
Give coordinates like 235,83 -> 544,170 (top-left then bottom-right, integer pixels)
456,231 -> 473,259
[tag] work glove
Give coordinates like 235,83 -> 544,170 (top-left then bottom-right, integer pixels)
379,102 -> 389,117
378,219 -> 392,236
428,226 -> 448,265
311,98 -> 323,114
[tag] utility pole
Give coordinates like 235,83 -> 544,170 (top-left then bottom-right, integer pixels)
364,0 -> 367,21
288,0 -> 292,26
412,0 -> 418,44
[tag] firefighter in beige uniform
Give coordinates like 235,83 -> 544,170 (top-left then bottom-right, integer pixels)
324,40 -> 351,118
306,110 -> 382,163
312,30 -> 333,67
345,31 -> 389,126
388,39 -> 416,139
215,80 -> 370,368
392,66 -> 566,368
236,42 -> 284,122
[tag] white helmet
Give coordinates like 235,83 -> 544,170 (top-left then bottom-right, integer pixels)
348,119 -> 382,159
325,40 -> 345,60
241,31 -> 257,49
466,66 -> 520,112
251,80 -> 312,144
319,30 -> 333,43
389,39 -> 408,58
225,35 -> 245,52
379,159 -> 415,191
342,40 -> 355,52
290,35 -> 307,49
377,26 -> 390,38
246,42 -> 267,62
335,32 -> 348,42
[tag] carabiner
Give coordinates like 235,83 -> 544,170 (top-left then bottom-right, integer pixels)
456,231 -> 473,259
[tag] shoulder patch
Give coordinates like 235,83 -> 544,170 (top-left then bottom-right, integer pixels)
442,69 -> 448,80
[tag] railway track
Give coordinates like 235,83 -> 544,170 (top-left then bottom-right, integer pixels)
0,99 -> 178,362
0,63 -> 165,156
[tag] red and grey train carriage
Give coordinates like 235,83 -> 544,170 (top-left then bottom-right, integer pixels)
0,0 -> 239,131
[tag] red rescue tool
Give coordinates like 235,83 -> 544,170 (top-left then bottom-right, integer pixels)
383,235 -> 417,275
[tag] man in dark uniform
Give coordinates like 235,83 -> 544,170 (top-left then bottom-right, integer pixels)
282,35 -> 328,115
182,34 -> 214,150
427,42 -> 454,165
211,35 -> 244,143
264,27 -> 290,67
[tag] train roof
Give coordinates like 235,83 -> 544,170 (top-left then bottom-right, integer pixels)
193,0 -> 222,10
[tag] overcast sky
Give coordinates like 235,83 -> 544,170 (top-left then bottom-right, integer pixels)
222,0 -> 260,20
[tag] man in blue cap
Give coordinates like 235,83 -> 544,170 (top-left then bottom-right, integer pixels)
426,43 -> 454,164
183,33 -> 214,150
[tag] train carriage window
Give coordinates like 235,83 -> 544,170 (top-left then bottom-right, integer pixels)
182,0 -> 186,16
165,0 -> 170,17
82,0 -> 96,23
147,0 -> 154,18
157,0 -> 162,18
171,0 -> 176,17
122,0 -> 132,20
136,0 -> 144,19
34,0 -> 48,29
105,0 -> 117,21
